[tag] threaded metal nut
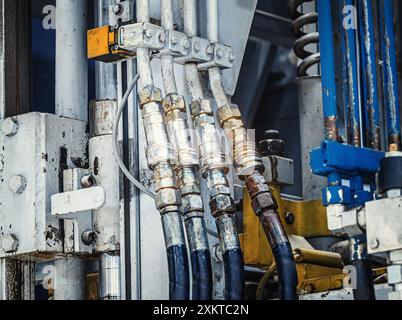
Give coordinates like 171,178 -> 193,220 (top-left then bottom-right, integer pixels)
162,94 -> 186,114
216,104 -> 242,127
139,86 -> 163,108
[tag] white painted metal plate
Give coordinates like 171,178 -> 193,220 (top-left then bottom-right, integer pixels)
51,186 -> 106,216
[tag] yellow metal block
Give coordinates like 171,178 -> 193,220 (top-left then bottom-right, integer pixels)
242,187 -> 330,267
87,26 -> 113,60
297,264 -> 345,293
87,26 -> 132,63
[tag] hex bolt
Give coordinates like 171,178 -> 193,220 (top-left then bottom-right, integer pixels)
9,175 -> 27,194
111,4 -> 122,15
159,32 -> 166,43
216,48 -> 224,59
285,212 -> 295,225
1,117 -> 19,137
80,175 -> 96,189
1,234 -> 19,253
81,230 -> 97,246
193,41 -> 201,52
145,29 -> 154,39
369,238 -> 380,250
182,39 -> 190,50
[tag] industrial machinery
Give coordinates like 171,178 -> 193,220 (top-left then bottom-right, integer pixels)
0,0 -> 402,301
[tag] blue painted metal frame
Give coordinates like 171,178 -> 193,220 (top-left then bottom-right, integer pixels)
378,0 -> 401,147
311,141 -> 384,178
358,0 -> 381,149
317,0 -> 338,125
340,0 -> 362,147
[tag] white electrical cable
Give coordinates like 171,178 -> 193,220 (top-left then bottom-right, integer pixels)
112,72 -> 156,199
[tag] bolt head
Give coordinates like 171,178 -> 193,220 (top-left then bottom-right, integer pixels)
112,4 -> 122,15
145,29 -> 154,38
206,45 -> 213,55
1,117 -> 18,137
228,51 -> 235,62
182,39 -> 190,50
193,42 -> 201,52
1,234 -> 19,253
170,36 -> 178,45
216,48 -> 224,59
369,238 -> 380,250
9,175 -> 27,194
159,32 -> 166,43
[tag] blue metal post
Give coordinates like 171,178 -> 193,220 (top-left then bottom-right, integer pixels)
358,0 -> 381,150
317,0 -> 338,141
339,0 -> 362,147
379,0 -> 401,149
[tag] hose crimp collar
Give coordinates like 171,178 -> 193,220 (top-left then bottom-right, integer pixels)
139,86 -> 163,109
162,93 -> 186,114
246,173 -> 278,217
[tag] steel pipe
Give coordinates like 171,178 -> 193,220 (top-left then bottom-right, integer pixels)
317,0 -> 338,141
379,0 -> 401,150
55,0 -> 88,121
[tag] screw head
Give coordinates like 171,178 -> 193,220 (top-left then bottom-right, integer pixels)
81,230 -> 97,245
216,48 -> 224,59
1,234 -> 19,253
285,212 -> 295,225
111,4 -> 122,15
369,238 -> 380,250
145,29 -> 154,38
193,41 -> 201,52
182,39 -> 190,50
1,117 -> 18,137
159,32 -> 166,43
9,175 -> 27,194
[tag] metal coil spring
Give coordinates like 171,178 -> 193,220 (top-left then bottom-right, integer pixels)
288,0 -> 320,77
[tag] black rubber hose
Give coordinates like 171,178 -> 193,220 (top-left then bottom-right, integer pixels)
259,212 -> 299,300
351,259 -> 376,300
223,248 -> 245,300
273,242 -> 299,300
166,245 -> 190,300
191,250 -> 213,300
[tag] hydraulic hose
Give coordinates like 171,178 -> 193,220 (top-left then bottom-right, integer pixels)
161,0 -> 212,300
183,0 -> 245,300
136,0 -> 190,300
350,236 -> 376,300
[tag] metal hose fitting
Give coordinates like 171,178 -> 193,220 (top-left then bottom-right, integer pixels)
139,86 -> 189,300
190,99 -> 244,300
217,104 -> 299,300
162,93 -> 212,300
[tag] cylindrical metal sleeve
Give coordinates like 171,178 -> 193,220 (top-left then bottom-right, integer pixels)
99,253 -> 121,300
55,0 -> 88,121
90,135 -> 120,252
216,214 -> 244,300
